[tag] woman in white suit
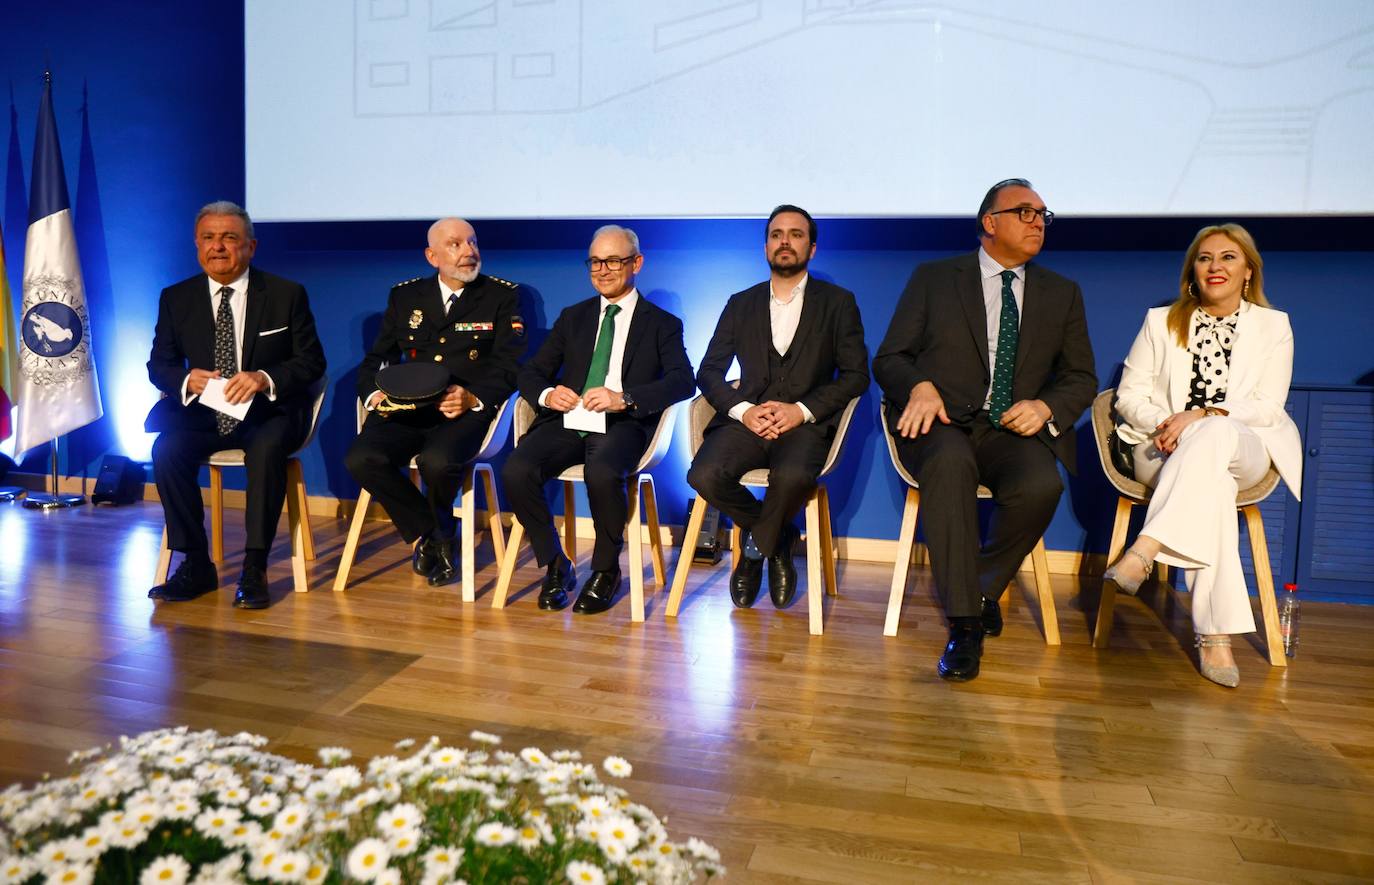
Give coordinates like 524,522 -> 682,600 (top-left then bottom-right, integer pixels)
1104,223 -> 1302,687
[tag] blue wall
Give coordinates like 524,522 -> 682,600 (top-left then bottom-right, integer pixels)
5,4 -> 1373,557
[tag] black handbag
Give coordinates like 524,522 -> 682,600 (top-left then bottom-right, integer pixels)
1108,426 -> 1136,479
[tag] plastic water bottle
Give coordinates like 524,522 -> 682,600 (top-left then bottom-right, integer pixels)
1277,583 -> 1300,658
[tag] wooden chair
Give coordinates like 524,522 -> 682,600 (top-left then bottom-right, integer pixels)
490,399 -> 680,622
155,378 -> 327,595
1089,388 -> 1286,666
878,413 -> 1058,642
332,393 -> 515,602
665,393 -> 861,635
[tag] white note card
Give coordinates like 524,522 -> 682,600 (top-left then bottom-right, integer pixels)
562,401 -> 606,434
199,377 -> 253,421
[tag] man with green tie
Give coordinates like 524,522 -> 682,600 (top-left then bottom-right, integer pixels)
873,179 -> 1097,681
502,225 -> 694,615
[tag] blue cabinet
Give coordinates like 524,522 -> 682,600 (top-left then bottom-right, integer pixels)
1242,386 -> 1374,603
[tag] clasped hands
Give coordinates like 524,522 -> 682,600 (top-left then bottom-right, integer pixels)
188,368 -> 268,405
1152,409 -> 1209,455
895,381 -> 1050,439
545,385 -> 626,413
741,401 -> 804,440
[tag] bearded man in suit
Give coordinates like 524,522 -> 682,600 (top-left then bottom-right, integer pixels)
873,179 -> 1097,681
146,201 -> 326,609
687,205 -> 870,609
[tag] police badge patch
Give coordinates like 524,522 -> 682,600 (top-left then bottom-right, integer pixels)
409,309 -> 424,329
511,315 -> 526,336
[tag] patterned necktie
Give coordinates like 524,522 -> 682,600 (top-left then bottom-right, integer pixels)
577,303 -> 621,436
214,286 -> 240,435
988,270 -> 1019,427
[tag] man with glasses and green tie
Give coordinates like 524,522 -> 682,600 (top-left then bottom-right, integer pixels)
502,225 -> 694,615
873,179 -> 1097,681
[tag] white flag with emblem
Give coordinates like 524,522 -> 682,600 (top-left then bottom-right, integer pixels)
14,74 -> 102,460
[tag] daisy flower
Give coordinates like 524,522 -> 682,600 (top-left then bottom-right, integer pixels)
346,839 -> 391,882
138,855 -> 190,885
270,851 -> 310,883
468,731 -> 501,745
1,858 -> 33,884
565,860 -> 605,885
374,870 -> 401,885
45,862 -> 94,885
422,846 -> 463,875
601,756 -> 632,778
375,802 -> 423,835
428,747 -> 466,768
247,793 -> 281,816
385,827 -> 420,856
474,822 -> 516,847
516,824 -> 542,850
317,747 -> 351,764
519,748 -> 548,766
272,803 -> 310,834
393,738 -> 416,751
577,795 -> 613,820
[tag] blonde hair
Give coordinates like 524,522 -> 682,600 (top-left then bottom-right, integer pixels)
1167,223 -> 1271,348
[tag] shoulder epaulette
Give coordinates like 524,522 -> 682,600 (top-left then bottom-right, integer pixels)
394,275 -> 425,288
485,274 -> 519,289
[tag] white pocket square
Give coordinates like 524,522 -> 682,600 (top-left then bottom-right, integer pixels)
259,326 -> 288,337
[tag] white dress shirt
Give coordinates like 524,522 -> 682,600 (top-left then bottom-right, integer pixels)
728,275 -> 816,424
539,288 -> 640,406
182,271 -> 276,404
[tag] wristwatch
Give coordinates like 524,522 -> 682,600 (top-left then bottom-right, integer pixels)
621,390 -> 636,412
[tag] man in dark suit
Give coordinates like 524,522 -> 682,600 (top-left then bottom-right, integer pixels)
687,205 -> 870,608
344,217 -> 527,586
146,201 -> 326,609
874,179 -> 1096,681
502,224 -> 694,614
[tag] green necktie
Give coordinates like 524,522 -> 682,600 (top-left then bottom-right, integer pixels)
578,303 -> 621,435
988,269 -> 1019,427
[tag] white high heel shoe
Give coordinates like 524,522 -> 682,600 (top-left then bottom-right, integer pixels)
1195,635 -> 1240,688
1103,547 -> 1153,596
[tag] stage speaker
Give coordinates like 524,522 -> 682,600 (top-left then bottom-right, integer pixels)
91,455 -> 145,506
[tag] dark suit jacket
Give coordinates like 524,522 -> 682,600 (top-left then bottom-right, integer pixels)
518,293 -> 695,431
872,251 -> 1096,468
357,273 -> 527,410
697,277 -> 870,433
145,267 -> 326,434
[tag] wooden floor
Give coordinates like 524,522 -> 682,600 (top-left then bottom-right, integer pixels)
2,501 -> 1373,883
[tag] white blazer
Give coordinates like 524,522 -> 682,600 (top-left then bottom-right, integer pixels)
1115,303 -> 1302,498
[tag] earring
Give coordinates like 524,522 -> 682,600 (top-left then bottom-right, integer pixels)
1243,278 -> 1251,299
1188,281 -> 1197,299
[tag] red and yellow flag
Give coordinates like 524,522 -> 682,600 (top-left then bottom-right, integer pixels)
0,226 -> 16,442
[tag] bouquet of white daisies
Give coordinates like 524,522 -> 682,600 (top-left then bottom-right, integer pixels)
0,727 -> 724,884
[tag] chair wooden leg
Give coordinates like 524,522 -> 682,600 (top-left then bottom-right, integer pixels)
817,485 -> 838,597
287,459 -> 315,561
284,469 -> 308,593
627,479 -> 646,623
666,496 -> 709,618
729,524 -> 741,566
332,490 -> 371,592
562,481 -> 577,561
491,519 -> 526,608
1156,562 -> 1170,584
641,475 -> 666,587
805,492 -> 824,635
1093,496 -> 1135,648
477,464 -> 505,567
883,488 -> 920,637
209,465 -> 224,563
1031,538 -> 1059,645
156,526 -> 173,585
1244,504 -> 1287,668
459,466 -> 478,603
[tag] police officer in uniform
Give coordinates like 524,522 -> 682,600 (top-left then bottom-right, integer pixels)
345,217 -> 527,586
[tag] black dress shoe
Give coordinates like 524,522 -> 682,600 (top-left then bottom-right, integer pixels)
233,565 -> 270,610
767,525 -> 800,609
538,555 -> 576,611
729,555 -> 764,608
427,537 -> 459,587
981,596 -> 1003,637
150,557 -> 218,602
938,621 -> 984,682
573,569 -> 620,614
412,533 -> 440,576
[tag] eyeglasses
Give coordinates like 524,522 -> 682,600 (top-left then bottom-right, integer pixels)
585,255 -> 637,271
988,206 -> 1054,226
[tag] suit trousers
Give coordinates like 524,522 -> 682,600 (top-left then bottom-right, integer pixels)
1133,417 -> 1271,635
687,422 -> 830,557
152,411 -> 302,555
893,420 -> 1063,619
344,408 -> 494,543
500,418 -> 649,572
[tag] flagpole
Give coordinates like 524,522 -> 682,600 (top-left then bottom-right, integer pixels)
24,434 -> 85,508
